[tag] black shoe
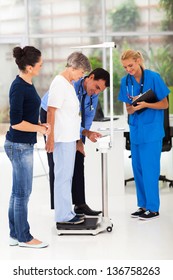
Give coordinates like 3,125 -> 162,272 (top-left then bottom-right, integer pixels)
139,210 -> 159,220
131,208 -> 146,218
74,204 -> 102,216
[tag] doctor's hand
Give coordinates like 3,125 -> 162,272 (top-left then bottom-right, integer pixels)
82,129 -> 102,143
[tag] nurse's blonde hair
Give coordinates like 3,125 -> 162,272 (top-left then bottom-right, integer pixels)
121,49 -> 145,69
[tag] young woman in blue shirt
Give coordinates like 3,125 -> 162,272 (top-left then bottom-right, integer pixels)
118,49 -> 170,220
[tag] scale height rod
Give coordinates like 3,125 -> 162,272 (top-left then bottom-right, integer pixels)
101,153 -> 108,217
109,45 -> 114,147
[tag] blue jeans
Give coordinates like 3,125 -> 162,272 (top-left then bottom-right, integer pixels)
4,140 -> 34,242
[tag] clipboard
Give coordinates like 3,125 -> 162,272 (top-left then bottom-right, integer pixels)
132,89 -> 157,106
132,89 -> 157,113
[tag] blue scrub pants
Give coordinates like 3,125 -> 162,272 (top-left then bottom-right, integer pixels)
53,141 -> 76,222
131,140 -> 162,212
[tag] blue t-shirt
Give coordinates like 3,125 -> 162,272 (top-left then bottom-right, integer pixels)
6,75 -> 41,144
118,69 -> 170,144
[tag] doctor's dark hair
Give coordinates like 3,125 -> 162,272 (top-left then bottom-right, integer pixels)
13,46 -> 41,71
66,52 -> 91,73
88,68 -> 110,87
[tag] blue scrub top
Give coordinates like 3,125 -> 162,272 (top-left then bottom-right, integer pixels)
73,78 -> 98,137
118,69 -> 170,144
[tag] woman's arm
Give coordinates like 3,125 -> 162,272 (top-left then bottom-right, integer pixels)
126,97 -> 168,115
133,97 -> 168,112
12,121 -> 50,135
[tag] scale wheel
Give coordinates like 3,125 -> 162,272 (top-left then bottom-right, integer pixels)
107,226 -> 113,232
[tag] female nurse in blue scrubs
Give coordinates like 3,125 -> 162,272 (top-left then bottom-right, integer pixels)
118,49 -> 170,220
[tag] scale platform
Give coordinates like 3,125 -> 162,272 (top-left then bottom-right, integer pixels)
56,217 -> 98,231
56,217 -> 113,235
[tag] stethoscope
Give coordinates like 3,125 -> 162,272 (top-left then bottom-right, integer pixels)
78,78 -> 94,111
126,66 -> 144,101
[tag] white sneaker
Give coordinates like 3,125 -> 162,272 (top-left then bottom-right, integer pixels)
9,237 -> 18,246
18,241 -> 48,249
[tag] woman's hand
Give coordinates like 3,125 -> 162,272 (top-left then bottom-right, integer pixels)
39,123 -> 51,135
132,101 -> 146,111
